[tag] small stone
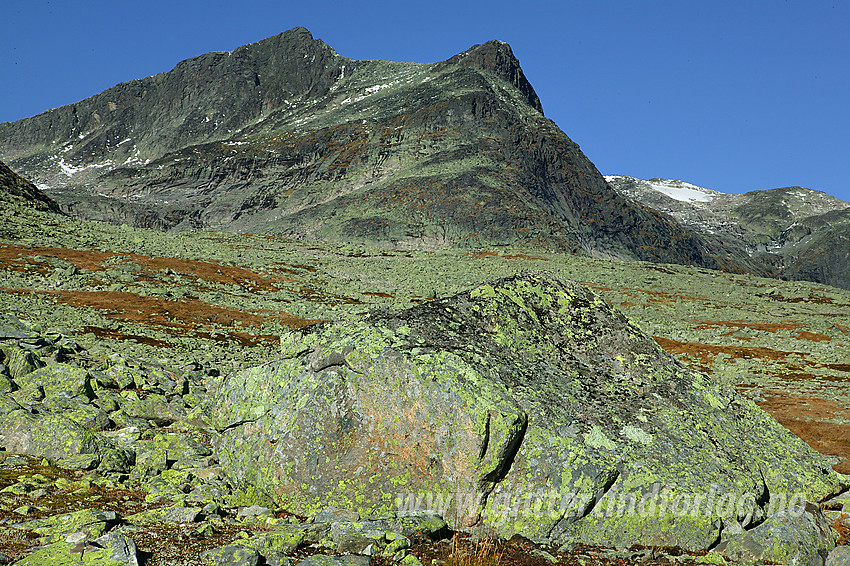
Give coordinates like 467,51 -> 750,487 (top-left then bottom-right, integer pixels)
239,530 -> 306,556
330,521 -> 385,553
717,504 -> 835,566
102,426 -> 142,446
828,546 -> 850,566
162,505 -> 203,523
382,536 -> 410,557
15,508 -> 118,542
65,531 -> 87,544
826,492 -> 850,513
196,523 -> 216,537
199,544 -> 260,566
27,488 -> 48,499
193,466 -> 224,480
202,501 -> 223,516
98,447 -> 135,473
314,506 -> 361,523
1,482 -> 31,495
294,555 -> 371,566
237,504 -> 274,519
57,453 -> 101,471
529,548 -> 558,563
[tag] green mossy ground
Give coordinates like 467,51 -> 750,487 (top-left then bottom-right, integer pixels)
1,204 -> 850,564
2,205 -> 847,404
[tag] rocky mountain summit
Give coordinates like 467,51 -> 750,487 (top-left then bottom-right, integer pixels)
607,176 -> 850,290
0,28 -> 758,274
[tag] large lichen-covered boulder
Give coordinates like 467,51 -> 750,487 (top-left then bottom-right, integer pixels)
209,272 -> 844,552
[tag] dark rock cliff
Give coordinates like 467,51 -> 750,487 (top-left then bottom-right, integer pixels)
0,28 -> 349,165
0,160 -> 61,213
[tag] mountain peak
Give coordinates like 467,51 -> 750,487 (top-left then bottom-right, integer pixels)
607,174 -> 850,290
442,40 -> 543,114
235,26 -> 338,59
0,31 -> 756,275
282,26 -> 313,38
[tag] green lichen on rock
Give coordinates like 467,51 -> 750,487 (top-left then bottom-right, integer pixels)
715,504 -> 837,566
14,508 -> 119,543
3,346 -> 45,380
11,531 -> 138,566
199,543 -> 260,566
208,272 -> 844,553
237,528 -> 306,556
14,363 -> 93,402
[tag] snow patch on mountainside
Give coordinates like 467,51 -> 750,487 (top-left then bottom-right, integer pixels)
647,179 -> 719,203
55,157 -> 115,177
605,175 -> 724,205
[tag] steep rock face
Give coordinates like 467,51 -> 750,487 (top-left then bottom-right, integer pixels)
436,40 -> 544,114
208,272 -> 842,552
0,28 -> 349,170
783,210 -> 850,288
1,29 -> 758,273
607,175 -> 850,290
0,160 -> 61,213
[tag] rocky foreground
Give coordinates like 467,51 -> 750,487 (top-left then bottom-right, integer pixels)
1,273 -> 850,565
0,314 -> 450,566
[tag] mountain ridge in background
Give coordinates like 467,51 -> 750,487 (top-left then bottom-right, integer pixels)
0,27 -> 763,275
606,175 -> 850,290
1,27 -> 846,289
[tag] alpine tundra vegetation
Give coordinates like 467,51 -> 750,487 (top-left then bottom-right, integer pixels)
1,26 -> 849,566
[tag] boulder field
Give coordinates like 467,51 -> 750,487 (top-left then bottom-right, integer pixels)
1,272 -> 848,564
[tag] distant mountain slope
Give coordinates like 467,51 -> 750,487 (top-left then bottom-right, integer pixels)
0,160 -> 61,213
607,175 -> 850,290
0,28 -> 764,274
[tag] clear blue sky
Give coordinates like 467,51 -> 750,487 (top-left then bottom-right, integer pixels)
2,1 -> 848,201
